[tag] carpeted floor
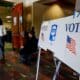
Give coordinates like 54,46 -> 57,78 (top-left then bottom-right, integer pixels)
0,43 -> 79,80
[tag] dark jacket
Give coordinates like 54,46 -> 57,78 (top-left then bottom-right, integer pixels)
20,32 -> 38,59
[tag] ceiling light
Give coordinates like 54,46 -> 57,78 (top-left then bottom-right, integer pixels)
23,0 -> 38,7
6,16 -> 12,19
7,20 -> 12,22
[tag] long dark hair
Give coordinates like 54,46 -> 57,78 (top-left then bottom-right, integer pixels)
0,18 -> 3,25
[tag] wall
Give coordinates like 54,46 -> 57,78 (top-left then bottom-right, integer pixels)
23,6 -> 32,31
33,3 -> 48,37
33,2 -> 74,38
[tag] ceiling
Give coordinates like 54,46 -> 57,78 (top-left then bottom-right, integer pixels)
0,1 -> 13,7
37,0 -> 76,5
6,0 -> 75,7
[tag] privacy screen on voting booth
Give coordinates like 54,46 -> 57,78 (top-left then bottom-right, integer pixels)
38,11 -> 80,74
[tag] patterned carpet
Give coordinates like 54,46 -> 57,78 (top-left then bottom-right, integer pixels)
0,43 -> 79,80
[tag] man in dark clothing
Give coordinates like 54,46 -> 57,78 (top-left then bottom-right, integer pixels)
0,18 -> 6,61
20,31 -> 38,65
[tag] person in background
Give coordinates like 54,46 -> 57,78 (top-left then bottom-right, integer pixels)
31,26 -> 35,36
0,18 -> 6,61
20,31 -> 38,65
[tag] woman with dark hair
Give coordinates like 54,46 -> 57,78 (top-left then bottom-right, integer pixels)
0,18 -> 6,61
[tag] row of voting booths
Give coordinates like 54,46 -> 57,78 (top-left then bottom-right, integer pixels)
36,0 -> 80,80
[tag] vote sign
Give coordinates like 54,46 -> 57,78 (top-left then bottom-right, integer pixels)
38,12 -> 80,74
38,21 -> 49,50
49,12 -> 80,74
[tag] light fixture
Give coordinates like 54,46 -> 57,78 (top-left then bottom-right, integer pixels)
6,16 -> 12,19
7,20 -> 12,22
23,0 -> 38,7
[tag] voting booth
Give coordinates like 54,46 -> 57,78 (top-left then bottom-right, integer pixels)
36,11 -> 80,80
